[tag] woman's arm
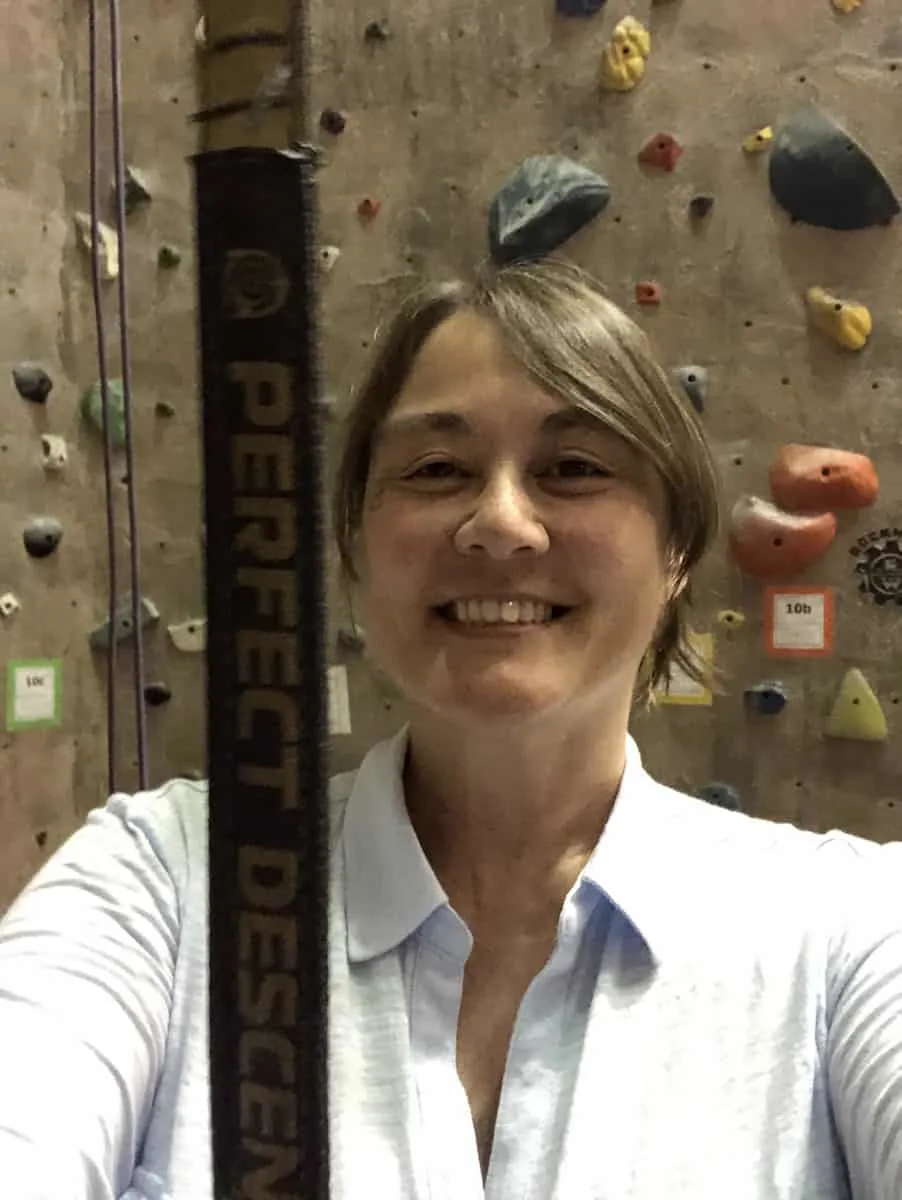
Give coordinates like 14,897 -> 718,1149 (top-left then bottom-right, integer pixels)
0,794 -> 181,1199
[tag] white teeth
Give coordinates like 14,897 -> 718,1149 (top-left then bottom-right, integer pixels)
450,599 -> 553,625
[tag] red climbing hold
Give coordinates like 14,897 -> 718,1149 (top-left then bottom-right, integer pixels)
357,197 -> 381,220
635,280 -> 663,305
638,133 -> 683,172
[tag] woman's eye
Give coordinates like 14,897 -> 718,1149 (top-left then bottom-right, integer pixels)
549,458 -> 611,479
405,459 -> 461,480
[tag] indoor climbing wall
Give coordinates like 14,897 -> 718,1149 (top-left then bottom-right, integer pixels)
2,0 -> 902,911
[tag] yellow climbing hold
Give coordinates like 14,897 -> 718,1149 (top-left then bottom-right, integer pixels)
743,126 -> 774,153
716,609 -> 746,630
825,668 -> 887,742
600,17 -> 651,92
832,0 -> 862,11
805,286 -> 872,351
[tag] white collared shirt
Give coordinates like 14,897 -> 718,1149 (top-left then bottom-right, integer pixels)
0,726 -> 901,1198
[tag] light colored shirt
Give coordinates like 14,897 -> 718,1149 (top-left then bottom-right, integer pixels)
0,725 -> 901,1199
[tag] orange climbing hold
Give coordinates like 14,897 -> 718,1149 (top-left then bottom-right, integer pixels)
635,280 -> 663,305
728,495 -> 837,579
769,444 -> 879,512
357,197 -> 381,220
638,133 -> 683,171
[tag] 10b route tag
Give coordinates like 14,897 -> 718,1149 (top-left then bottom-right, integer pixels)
765,587 -> 833,657
6,659 -> 62,729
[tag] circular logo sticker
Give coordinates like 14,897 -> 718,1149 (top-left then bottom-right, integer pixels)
223,250 -> 290,321
850,528 -> 902,606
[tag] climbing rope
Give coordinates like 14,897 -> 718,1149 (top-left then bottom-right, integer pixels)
87,0 -> 150,795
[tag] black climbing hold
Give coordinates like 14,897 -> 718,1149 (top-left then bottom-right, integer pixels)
769,107 -> 900,231
158,243 -> 182,269
23,516 -> 63,559
689,194 -> 715,219
115,165 -> 152,214
697,782 -> 742,812
35,831 -> 48,848
744,681 -> 788,716
556,0 -> 607,14
320,108 -> 347,135
13,363 -> 53,403
488,154 -> 611,265
364,18 -> 390,41
673,365 -> 708,413
144,681 -> 173,707
155,400 -> 176,417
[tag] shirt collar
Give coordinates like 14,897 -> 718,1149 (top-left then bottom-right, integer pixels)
342,724 -> 685,966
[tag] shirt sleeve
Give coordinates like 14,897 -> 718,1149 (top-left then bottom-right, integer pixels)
824,837 -> 902,1200
0,792 -> 182,1200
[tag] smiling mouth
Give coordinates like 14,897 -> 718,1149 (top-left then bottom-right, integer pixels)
433,602 -> 572,628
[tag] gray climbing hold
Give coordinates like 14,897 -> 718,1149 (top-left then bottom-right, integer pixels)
557,0 -> 607,14
697,782 -> 742,811
489,155 -> 611,265
689,194 -> 715,219
158,243 -> 182,269
744,680 -> 788,716
23,516 -> 63,559
364,18 -> 391,41
769,107 -> 900,231
673,365 -> 707,413
115,165 -> 152,214
13,363 -> 53,403
89,596 -> 160,651
155,399 -> 176,418
81,378 -> 126,447
143,680 -> 172,707
337,626 -> 366,655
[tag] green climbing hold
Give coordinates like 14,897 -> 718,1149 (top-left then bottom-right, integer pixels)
158,243 -> 182,269
81,378 -> 126,447
155,399 -> 176,417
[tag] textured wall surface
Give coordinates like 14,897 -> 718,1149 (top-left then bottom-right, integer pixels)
2,0 -> 901,910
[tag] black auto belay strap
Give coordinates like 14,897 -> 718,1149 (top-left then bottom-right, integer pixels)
193,144 -> 330,1200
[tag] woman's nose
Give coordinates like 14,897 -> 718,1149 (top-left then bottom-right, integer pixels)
452,473 -> 550,558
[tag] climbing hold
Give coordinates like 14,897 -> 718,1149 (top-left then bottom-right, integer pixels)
557,0 -> 607,13
716,608 -> 746,630
728,495 -> 836,579
337,625 -> 366,655
13,363 -> 53,403
0,593 -> 21,619
804,286 -> 872,351
168,618 -> 207,652
769,444 -> 878,512
81,377 -> 126,448
364,18 -> 391,41
744,681 -> 788,716
599,16 -> 650,92
194,16 -> 207,50
89,596 -> 160,651
319,108 -> 347,135
635,280 -> 662,305
825,668 -> 887,742
638,133 -> 683,171
23,516 -> 63,560
35,831 -> 48,848
357,196 -> 381,220
114,165 -> 152,214
768,106 -> 900,230
318,245 -> 341,273
155,399 -> 176,418
832,0 -> 863,11
74,212 -> 119,281
689,194 -> 715,219
673,365 -> 707,413
697,782 -> 742,812
488,155 -> 610,264
40,435 -> 68,472
157,243 -> 182,269
143,681 -> 172,707
742,126 -> 773,154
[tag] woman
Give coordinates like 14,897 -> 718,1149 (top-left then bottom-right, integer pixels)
1,259 -> 900,1199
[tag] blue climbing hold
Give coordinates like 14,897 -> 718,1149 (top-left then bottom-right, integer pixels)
489,155 -> 611,264
744,681 -> 788,716
698,782 -> 742,812
556,0 -> 607,15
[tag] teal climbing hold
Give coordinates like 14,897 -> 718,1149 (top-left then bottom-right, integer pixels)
81,378 -> 126,447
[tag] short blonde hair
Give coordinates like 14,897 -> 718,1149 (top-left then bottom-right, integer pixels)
332,258 -> 720,705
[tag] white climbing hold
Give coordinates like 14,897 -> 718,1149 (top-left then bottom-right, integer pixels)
0,592 -> 21,618
74,212 -> 119,281
318,245 -> 341,273
41,434 -> 68,472
168,618 -> 207,652
195,16 -> 207,50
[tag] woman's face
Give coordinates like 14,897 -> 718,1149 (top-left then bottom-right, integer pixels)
354,310 -> 675,728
